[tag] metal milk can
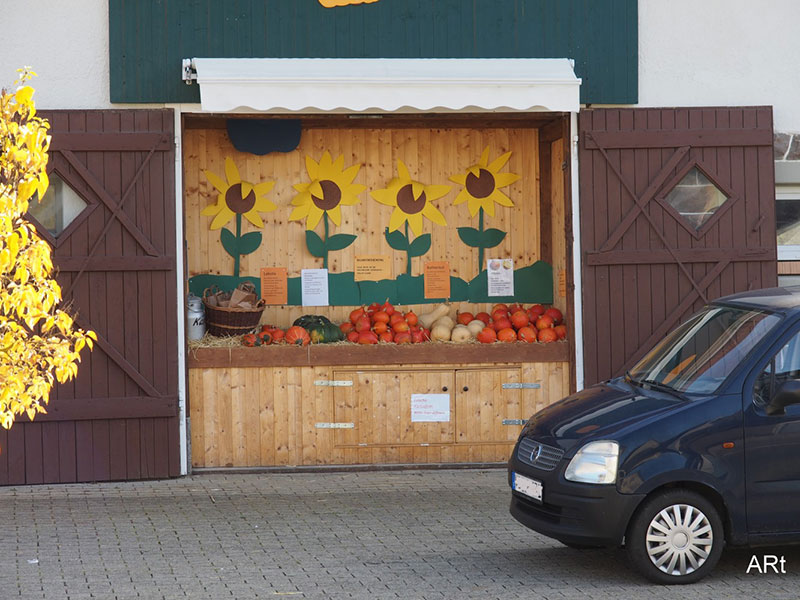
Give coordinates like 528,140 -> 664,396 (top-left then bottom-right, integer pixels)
187,294 -> 206,340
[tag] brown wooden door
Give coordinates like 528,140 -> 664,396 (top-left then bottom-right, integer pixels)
579,107 -> 777,386
0,109 -> 179,484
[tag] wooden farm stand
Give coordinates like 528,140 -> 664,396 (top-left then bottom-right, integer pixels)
185,114 -> 576,468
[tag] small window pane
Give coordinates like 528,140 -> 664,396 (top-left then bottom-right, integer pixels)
777,197 -> 800,245
664,167 -> 728,230
28,174 -> 87,236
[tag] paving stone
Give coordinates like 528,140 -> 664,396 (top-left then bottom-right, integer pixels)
1,470 -> 799,598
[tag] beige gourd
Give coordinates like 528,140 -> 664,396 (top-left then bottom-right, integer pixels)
419,304 -> 450,329
466,319 -> 486,337
450,325 -> 472,343
432,315 -> 455,330
431,323 -> 452,342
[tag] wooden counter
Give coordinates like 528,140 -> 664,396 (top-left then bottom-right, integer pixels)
188,342 -> 571,468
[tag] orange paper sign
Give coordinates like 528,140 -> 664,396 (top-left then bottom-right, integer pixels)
354,255 -> 392,282
260,267 -> 288,305
424,261 -> 450,299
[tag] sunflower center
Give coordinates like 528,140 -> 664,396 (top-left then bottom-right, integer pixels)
465,168 -> 496,199
226,183 -> 257,214
396,184 -> 426,215
312,180 -> 342,210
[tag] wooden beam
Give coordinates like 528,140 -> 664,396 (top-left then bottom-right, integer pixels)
586,247 -> 776,266
22,397 -> 179,421
584,128 -> 773,149
187,341 -> 570,369
54,256 -> 175,272
50,132 -> 172,152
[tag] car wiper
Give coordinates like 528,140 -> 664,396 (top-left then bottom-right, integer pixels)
638,379 -> 686,400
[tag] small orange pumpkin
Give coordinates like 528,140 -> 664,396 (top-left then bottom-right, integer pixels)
242,333 -> 258,347
257,330 -> 273,345
285,326 -> 310,346
497,327 -> 518,343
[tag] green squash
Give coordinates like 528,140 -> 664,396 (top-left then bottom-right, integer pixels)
308,321 -> 345,344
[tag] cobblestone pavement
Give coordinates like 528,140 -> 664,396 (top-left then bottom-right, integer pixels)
1,468 -> 799,599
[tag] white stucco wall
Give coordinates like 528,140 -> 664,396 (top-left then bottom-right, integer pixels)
639,0 -> 800,134
4,0 -> 800,134
2,0 -> 113,109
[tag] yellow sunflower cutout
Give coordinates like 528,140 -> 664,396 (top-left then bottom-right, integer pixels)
202,157 -> 276,277
371,160 -> 449,236
203,157 -> 276,229
449,146 -> 520,273
290,151 -> 365,230
371,160 -> 450,275
290,152 -> 365,269
450,146 -> 520,217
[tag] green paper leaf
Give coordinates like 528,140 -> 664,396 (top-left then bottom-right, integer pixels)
407,233 -> 431,258
481,228 -> 507,249
305,230 -> 326,258
325,233 -> 357,252
220,228 -> 238,258
238,231 -> 262,255
457,227 -> 481,248
384,227 -> 409,252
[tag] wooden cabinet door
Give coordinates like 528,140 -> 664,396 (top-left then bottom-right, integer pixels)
333,370 -> 454,447
455,368 -> 524,444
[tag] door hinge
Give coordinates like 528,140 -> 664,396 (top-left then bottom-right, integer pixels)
502,382 -> 541,390
314,380 -> 353,387
502,419 -> 527,426
315,422 -> 355,429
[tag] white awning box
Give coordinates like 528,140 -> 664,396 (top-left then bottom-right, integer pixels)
181,58 -> 581,114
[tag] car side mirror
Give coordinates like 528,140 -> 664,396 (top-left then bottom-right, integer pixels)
766,380 -> 800,416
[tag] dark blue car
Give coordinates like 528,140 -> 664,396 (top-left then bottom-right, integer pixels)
509,286 -> 800,584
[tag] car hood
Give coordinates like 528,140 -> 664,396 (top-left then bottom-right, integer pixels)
521,379 -> 686,454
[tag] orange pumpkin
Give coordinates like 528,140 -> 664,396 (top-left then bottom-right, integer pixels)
477,327 -> 497,344
242,333 -> 258,347
497,327 -> 518,343
554,324 -> 568,340
517,326 -> 537,343
372,310 -> 390,324
510,310 -> 530,330
372,321 -> 389,335
257,330 -> 273,345
457,312 -> 474,325
270,328 -> 285,343
347,330 -> 360,343
475,312 -> 491,324
404,311 -> 418,327
538,328 -> 559,343
285,326 -> 310,346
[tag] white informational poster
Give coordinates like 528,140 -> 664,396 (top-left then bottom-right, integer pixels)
301,268 -> 329,306
487,258 -> 514,296
411,393 -> 451,423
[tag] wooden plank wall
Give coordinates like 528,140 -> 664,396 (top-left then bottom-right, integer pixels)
184,124 -> 570,325
188,362 -> 570,468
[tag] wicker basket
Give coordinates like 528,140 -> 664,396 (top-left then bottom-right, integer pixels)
203,287 -> 265,337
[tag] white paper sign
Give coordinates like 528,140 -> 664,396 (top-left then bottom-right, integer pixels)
487,258 -> 514,296
411,394 -> 451,422
301,268 -> 329,306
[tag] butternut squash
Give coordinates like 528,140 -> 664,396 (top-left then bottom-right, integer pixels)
432,315 -> 455,331
431,323 -> 452,342
419,304 -> 450,329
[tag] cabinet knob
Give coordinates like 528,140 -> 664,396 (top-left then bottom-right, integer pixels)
463,386 -> 469,392
442,386 -> 448,392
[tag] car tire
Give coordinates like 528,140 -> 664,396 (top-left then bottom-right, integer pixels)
626,489 -> 724,584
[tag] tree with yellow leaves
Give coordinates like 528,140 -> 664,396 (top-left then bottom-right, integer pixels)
0,68 -> 95,430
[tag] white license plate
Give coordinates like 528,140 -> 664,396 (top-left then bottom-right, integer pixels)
512,472 -> 543,502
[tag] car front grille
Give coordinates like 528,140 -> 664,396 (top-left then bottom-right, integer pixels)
517,437 -> 564,471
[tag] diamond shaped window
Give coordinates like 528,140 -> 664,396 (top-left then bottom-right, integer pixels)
28,174 -> 88,237
663,167 -> 729,231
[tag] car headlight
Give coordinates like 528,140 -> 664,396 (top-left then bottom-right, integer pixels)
564,441 -> 619,484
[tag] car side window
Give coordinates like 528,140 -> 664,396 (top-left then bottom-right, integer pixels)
754,332 -> 800,407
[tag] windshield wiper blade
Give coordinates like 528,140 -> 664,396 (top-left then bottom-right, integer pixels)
638,379 -> 685,400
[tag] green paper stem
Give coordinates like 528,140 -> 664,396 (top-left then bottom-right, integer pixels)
405,221 -> 411,276
478,208 -> 485,273
323,212 -> 329,269
234,213 -> 242,277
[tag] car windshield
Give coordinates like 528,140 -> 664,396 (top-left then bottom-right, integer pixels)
627,305 -> 781,395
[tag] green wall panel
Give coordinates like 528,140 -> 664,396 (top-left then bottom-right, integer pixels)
109,0 -> 637,105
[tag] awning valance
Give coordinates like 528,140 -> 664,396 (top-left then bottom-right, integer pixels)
181,58 -> 581,114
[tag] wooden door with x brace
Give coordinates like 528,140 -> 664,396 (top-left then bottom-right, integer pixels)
579,107 -> 777,386
0,109 -> 180,484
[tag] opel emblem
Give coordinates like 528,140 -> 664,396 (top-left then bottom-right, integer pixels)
529,443 -> 542,462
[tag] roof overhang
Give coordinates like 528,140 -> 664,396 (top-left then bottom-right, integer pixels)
181,58 -> 581,114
